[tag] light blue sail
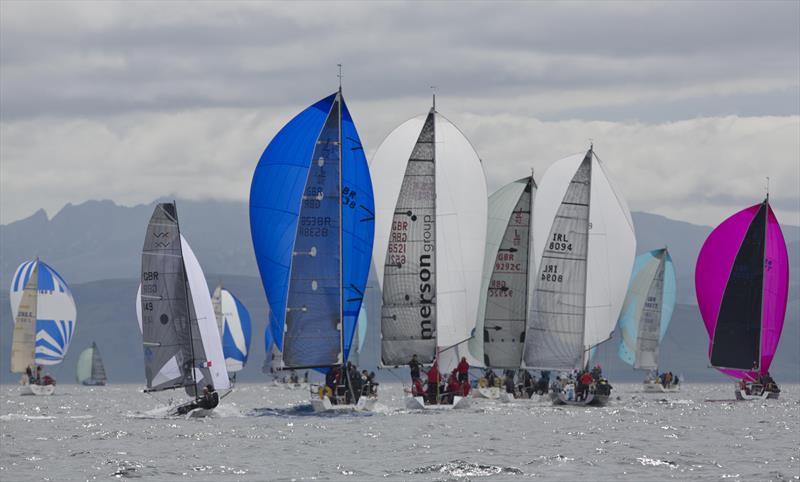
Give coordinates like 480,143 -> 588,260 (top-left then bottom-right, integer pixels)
617,248 -> 676,368
249,92 -> 374,368
221,291 -> 252,370
10,260 -> 77,365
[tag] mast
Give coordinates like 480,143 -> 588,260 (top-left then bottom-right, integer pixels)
173,201 -> 199,401
580,147 -> 593,369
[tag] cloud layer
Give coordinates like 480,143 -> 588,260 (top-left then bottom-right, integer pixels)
1,1 -> 798,227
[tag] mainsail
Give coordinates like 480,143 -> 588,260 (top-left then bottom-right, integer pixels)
617,249 -> 677,370
472,176 -> 536,369
139,203 -> 229,395
249,91 -> 374,369
10,259 -> 77,366
371,105 -> 488,370
212,285 -> 252,373
10,263 -> 38,373
523,148 -> 636,371
695,198 -> 789,380
76,342 -> 107,385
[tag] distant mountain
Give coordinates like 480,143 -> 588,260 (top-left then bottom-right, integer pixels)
1,199 -> 798,384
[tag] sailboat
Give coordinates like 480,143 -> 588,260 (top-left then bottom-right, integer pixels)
370,98 -> 488,409
211,285 -> 252,382
695,196 -> 788,400
76,341 -> 107,386
9,259 -> 77,396
249,86 -> 376,412
523,147 -> 636,406
137,202 -> 230,416
470,175 -> 537,400
617,248 -> 679,393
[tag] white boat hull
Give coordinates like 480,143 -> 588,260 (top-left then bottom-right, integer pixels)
473,387 -> 501,399
22,384 -> 56,396
310,396 -> 377,413
405,396 -> 470,410
643,382 -> 680,393
735,388 -> 779,401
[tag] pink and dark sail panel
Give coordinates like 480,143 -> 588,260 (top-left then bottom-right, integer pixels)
695,200 -> 789,380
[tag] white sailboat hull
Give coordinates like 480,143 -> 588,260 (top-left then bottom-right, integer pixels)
22,384 -> 56,396
473,387 -> 501,399
310,396 -> 378,413
734,388 -> 779,401
643,381 -> 680,393
405,396 -> 470,410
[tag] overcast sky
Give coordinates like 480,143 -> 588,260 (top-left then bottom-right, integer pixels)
1,1 -> 798,228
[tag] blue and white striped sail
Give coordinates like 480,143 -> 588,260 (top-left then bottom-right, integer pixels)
618,248 -> 677,370
213,286 -> 252,373
10,259 -> 77,365
250,91 -> 375,369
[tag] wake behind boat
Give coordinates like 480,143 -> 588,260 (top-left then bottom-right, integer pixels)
137,202 -> 230,417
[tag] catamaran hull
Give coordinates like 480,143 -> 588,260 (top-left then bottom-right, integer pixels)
643,382 -> 680,393
311,396 -> 377,413
23,384 -> 56,396
405,396 -> 470,410
734,389 -> 779,401
473,387 -> 501,399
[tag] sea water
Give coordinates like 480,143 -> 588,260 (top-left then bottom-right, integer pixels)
0,383 -> 797,481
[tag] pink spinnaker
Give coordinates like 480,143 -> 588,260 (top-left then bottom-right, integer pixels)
695,201 -> 789,381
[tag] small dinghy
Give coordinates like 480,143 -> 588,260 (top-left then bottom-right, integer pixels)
696,195 -> 788,401
642,380 -> 681,393
9,259 -> 78,396
136,202 -> 231,417
76,342 -> 107,386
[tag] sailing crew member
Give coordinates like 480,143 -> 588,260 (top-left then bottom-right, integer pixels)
457,357 -> 470,384
446,370 -> 460,404
197,385 -> 220,410
578,371 -> 594,400
409,354 -> 422,382
504,370 -> 516,394
426,360 -> 440,404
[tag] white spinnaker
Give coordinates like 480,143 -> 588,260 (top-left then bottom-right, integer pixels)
135,237 -> 230,390
470,178 -> 532,368
180,236 -> 230,390
528,151 -> 635,368
220,288 -> 247,372
371,111 -> 488,371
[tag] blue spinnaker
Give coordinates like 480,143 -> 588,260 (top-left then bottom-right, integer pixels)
249,92 -> 374,368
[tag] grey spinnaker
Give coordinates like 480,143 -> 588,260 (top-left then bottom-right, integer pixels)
524,154 -> 591,370
381,110 -> 437,366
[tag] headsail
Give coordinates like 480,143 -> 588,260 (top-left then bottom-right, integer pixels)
695,199 -> 788,379
617,249 -> 677,370
213,286 -> 252,373
523,148 -> 635,371
249,92 -> 374,369
371,107 -> 488,370
10,263 -> 38,373
76,342 -> 107,384
472,176 -> 536,369
10,259 -> 77,365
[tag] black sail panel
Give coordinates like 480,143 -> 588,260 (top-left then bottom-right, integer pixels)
710,202 -> 767,370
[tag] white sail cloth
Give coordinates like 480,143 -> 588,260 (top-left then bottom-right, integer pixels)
371,111 -> 488,371
524,150 -> 636,370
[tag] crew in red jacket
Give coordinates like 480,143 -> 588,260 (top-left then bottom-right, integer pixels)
457,356 -> 470,383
